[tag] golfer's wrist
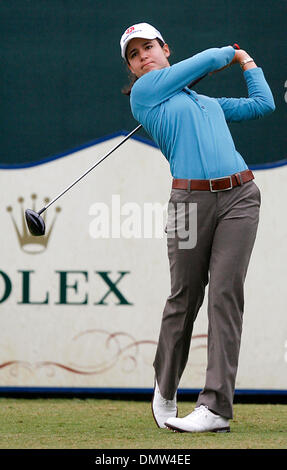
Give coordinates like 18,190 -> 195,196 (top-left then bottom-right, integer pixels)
232,51 -> 255,70
240,57 -> 256,71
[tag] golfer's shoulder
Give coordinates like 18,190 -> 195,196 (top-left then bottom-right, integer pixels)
130,69 -> 166,106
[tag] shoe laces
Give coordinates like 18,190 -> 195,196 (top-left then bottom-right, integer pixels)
155,383 -> 176,405
187,405 -> 209,418
162,397 -> 175,406
157,391 -> 176,406
195,405 -> 208,412
155,382 -> 176,405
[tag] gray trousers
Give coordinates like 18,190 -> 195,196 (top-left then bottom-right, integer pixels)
153,180 -> 261,419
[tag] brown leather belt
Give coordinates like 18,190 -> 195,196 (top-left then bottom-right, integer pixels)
172,169 -> 254,192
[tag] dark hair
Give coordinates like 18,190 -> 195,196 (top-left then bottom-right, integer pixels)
121,38 -> 165,96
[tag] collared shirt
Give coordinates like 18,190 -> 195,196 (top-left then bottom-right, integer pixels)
130,46 -> 275,179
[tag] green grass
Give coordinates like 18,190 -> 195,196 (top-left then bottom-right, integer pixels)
0,398 -> 286,449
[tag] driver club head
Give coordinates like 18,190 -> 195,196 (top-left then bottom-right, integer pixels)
25,209 -> 46,236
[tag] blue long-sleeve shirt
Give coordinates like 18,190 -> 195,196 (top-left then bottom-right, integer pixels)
130,46 -> 275,179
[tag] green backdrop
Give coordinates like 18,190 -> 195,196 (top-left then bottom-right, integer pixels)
0,0 -> 285,168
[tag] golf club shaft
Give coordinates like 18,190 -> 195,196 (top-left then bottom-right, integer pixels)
38,124 -> 142,215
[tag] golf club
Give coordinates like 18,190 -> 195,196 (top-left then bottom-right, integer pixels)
25,124 -> 142,236
25,43 -> 240,237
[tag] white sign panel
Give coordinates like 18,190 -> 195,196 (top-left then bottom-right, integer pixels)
0,135 -> 286,392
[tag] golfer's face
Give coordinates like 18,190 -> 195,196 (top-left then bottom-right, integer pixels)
126,38 -> 170,78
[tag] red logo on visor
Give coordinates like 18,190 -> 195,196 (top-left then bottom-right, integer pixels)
126,27 -> 135,34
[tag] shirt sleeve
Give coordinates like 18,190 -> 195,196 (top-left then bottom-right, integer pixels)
216,67 -> 276,122
130,46 -> 235,108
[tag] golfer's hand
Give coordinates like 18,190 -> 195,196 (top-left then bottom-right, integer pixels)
229,49 -> 257,70
230,49 -> 248,65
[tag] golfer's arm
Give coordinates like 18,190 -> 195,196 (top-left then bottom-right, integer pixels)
216,68 -> 276,122
211,48 -> 257,74
131,46 -> 235,106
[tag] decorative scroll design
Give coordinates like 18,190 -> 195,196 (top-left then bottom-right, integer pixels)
0,330 -> 207,377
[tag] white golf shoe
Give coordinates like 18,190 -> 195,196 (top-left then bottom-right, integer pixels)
152,381 -> 177,429
165,405 -> 230,433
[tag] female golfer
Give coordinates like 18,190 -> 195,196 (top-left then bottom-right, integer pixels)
120,23 -> 275,433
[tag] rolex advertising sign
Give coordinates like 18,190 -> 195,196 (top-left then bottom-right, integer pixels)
1,135 -> 287,393
1,1 -> 286,395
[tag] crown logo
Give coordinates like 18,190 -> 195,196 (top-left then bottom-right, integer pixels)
6,194 -> 61,254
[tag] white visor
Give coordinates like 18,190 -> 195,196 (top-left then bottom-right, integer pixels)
120,22 -> 165,60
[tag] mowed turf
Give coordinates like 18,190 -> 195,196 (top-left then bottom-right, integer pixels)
0,398 -> 286,449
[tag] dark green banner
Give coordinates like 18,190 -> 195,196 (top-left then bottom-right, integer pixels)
0,0 -> 285,167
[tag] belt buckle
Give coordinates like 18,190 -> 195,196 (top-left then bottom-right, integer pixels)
209,175 -> 233,192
